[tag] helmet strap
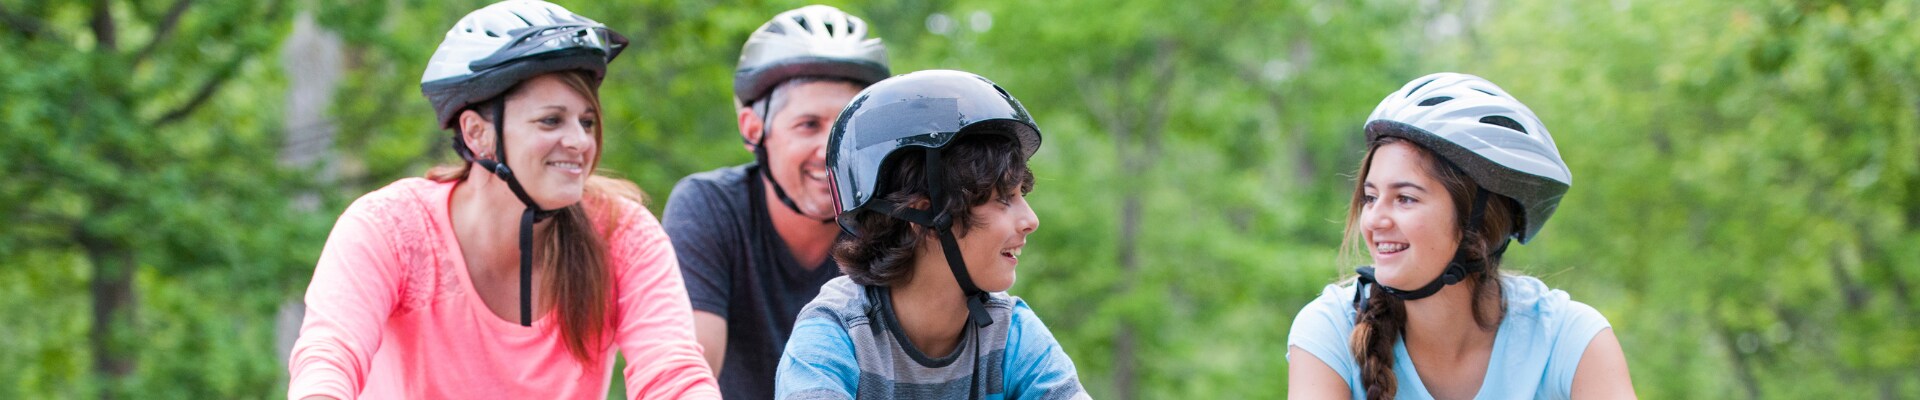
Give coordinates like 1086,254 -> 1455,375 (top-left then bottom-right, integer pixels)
457,100 -> 561,327
1353,187 -> 1505,313
862,148 -> 994,328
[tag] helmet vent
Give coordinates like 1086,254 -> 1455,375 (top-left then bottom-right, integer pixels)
1472,88 -> 1497,96
1479,115 -> 1527,134
1417,96 -> 1453,106
1406,79 -> 1436,97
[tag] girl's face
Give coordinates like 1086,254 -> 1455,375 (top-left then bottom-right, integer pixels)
1359,141 -> 1461,289
954,190 -> 1039,293
492,73 -> 600,209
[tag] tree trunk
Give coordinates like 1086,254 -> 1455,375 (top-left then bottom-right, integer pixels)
84,239 -> 136,399
1112,190 -> 1142,400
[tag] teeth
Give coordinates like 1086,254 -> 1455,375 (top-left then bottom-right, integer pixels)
549,161 -> 582,169
1376,242 -> 1408,253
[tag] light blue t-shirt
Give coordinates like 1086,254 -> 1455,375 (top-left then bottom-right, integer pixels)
1287,275 -> 1611,400
775,276 -> 1090,400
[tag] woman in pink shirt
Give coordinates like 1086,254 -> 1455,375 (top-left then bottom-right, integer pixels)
287,1 -> 718,398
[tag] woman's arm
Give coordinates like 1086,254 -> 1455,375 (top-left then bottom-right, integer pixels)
287,202 -> 406,400
1571,329 -> 1637,399
1288,346 -> 1354,399
607,204 -> 721,399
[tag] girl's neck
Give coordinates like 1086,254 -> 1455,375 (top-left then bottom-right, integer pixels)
1401,278 -> 1499,357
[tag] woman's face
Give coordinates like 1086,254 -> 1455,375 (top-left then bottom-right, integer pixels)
1359,141 -> 1461,289
954,190 -> 1040,293
494,73 -> 599,209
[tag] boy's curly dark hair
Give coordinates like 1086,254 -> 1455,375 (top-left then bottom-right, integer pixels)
832,133 -> 1035,287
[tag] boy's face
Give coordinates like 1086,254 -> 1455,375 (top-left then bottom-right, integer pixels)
955,189 -> 1040,292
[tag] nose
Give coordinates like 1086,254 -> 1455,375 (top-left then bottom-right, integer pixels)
1362,203 -> 1393,233
562,119 -> 594,152
809,135 -> 830,164
1015,198 -> 1039,235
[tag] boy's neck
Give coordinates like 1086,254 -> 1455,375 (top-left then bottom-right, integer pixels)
888,248 -> 971,359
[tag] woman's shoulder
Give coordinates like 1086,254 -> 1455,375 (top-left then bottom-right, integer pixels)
344,178 -> 444,215
336,177 -> 448,237
1293,281 -> 1362,337
1286,281 -> 1362,384
1498,274 -> 1611,340
585,178 -> 662,237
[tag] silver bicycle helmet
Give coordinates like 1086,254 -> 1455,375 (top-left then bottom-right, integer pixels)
1364,72 -> 1571,244
421,0 -> 627,130
733,4 -> 889,106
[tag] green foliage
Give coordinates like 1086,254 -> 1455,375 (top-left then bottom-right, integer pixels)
4,0 -> 1917,398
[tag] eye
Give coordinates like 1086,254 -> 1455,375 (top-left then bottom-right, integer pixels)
537,116 -> 563,128
579,117 -> 596,130
1361,194 -> 1378,205
1397,195 -> 1418,205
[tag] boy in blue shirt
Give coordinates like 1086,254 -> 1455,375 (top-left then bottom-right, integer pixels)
775,70 -> 1090,400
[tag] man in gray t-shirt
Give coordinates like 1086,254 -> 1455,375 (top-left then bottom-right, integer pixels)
662,5 -> 889,399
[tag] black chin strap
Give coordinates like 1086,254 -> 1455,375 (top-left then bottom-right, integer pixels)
751,100 -> 835,224
1353,188 -> 1507,314
864,148 -> 995,328
459,100 -> 561,327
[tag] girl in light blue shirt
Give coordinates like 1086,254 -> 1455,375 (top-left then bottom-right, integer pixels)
1286,73 -> 1636,399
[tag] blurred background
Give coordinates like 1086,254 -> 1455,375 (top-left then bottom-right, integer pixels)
3,0 -> 1917,398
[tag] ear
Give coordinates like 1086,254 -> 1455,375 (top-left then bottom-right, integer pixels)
458,109 -> 493,159
737,106 -> 763,151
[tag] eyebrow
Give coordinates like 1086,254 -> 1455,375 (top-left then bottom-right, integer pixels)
1363,181 -> 1430,193
533,105 -> 596,113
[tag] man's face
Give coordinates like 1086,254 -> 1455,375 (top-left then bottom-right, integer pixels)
756,80 -> 862,219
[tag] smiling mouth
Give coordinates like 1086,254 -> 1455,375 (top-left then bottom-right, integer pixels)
1374,242 -> 1408,254
803,164 -> 829,182
547,161 -> 584,173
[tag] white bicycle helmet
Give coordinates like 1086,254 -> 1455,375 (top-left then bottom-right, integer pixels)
732,5 -> 889,106
421,0 -> 627,130
1364,72 -> 1572,244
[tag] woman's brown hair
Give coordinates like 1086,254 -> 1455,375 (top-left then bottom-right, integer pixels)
1339,136 -> 1518,400
426,70 -> 644,366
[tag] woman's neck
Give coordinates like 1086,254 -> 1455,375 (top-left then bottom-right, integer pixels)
451,171 -> 545,273
1401,278 -> 1499,358
887,250 -> 970,359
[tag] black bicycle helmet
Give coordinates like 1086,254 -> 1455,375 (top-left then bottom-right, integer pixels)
826,69 -> 1041,328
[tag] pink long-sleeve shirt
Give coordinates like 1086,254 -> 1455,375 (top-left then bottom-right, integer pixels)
288,178 -> 719,399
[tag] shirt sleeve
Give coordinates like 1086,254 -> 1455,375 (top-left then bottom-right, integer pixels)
1286,284 -> 1361,384
662,177 -> 735,317
1003,301 -> 1091,400
287,196 -> 407,400
774,317 -> 860,400
1546,299 -> 1612,395
606,201 -> 722,399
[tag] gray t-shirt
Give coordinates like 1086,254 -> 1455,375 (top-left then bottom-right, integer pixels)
664,164 -> 843,399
